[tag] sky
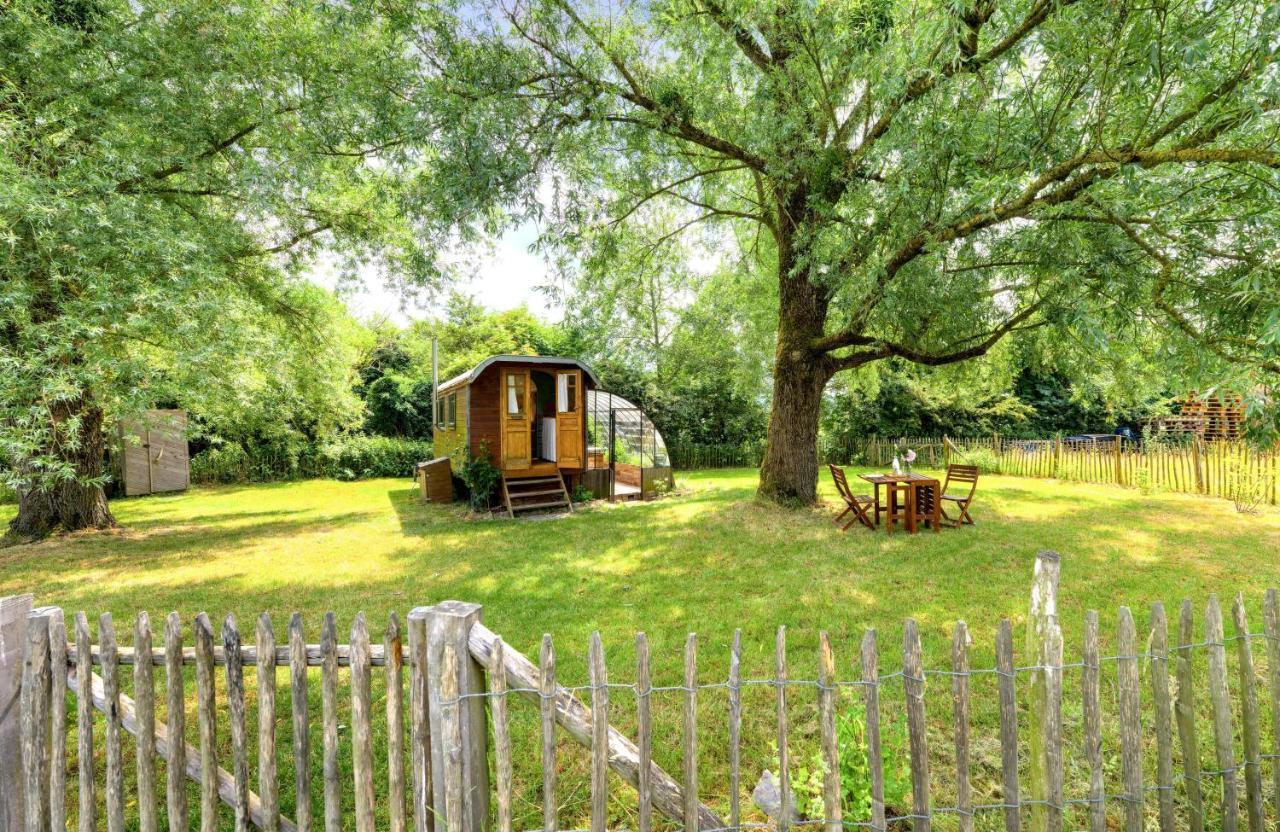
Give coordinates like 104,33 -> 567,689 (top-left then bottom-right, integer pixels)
308,221 -> 562,325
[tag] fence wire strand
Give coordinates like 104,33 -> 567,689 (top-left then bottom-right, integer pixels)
433,630 -> 1277,705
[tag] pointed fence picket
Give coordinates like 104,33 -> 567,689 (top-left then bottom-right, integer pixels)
9,551 -> 1280,832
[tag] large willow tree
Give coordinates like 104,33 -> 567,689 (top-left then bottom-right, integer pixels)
2,0 -> 433,537
420,0 -> 1280,503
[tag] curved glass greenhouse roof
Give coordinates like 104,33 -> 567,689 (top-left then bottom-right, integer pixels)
585,390 -> 670,468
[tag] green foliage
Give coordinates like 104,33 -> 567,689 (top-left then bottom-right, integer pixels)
358,341 -> 415,389
0,0 -> 434,520
1224,455 -> 1269,515
954,446 -> 1001,474
457,441 -> 502,511
319,436 -> 432,481
362,375 -> 435,439
781,699 -> 911,821
571,484 -> 594,503
821,358 -> 1167,445
190,436 -> 430,484
189,440 -> 316,485
593,358 -> 769,449
407,294 -> 572,380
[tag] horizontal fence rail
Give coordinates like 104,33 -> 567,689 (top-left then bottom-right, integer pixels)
9,552 -> 1280,832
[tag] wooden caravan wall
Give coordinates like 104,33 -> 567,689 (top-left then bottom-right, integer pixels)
118,410 -> 189,497
433,386 -> 469,460
469,366 -> 502,462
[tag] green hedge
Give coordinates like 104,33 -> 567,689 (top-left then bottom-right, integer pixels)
316,435 -> 433,481
191,436 -> 432,484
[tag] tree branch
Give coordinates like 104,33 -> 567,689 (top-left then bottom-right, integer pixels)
824,301 -> 1047,372
234,223 -> 332,259
700,0 -> 774,73
115,121 -> 261,193
1096,209 -> 1280,374
541,0 -> 769,171
838,0 -> 1081,155
611,164 -> 749,225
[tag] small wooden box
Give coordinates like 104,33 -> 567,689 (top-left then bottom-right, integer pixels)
416,457 -> 454,503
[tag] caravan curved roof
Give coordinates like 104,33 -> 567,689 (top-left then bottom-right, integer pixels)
437,355 -> 601,393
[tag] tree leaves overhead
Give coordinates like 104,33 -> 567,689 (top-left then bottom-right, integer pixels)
1,0 -> 436,508
419,0 -> 1280,379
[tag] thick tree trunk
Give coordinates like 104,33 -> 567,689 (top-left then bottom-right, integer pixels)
757,352 -> 829,504
7,397 -> 115,540
757,243 -> 833,505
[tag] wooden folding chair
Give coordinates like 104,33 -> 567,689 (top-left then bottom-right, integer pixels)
940,464 -> 980,527
828,464 -> 875,531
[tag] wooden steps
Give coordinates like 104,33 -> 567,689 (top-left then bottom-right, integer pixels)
501,472 -> 573,517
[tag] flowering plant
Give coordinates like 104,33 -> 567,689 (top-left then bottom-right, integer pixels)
899,447 -> 917,472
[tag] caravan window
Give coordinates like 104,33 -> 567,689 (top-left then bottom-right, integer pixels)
557,373 -> 578,412
437,391 -> 458,428
506,373 -> 524,417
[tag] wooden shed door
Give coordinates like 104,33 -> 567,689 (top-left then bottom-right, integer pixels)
499,369 -> 531,469
120,410 -> 189,496
555,370 -> 583,468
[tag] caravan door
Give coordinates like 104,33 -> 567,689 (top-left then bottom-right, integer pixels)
555,370 -> 583,468
500,369 -> 532,468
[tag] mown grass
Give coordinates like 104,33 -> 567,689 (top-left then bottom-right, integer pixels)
3,469 -> 1280,831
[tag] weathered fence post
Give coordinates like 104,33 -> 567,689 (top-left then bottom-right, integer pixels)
0,595 -> 34,832
21,606 -> 56,832
420,601 -> 490,832
1026,551 -> 1062,832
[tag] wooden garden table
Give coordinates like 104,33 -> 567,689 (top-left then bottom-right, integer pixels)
858,472 -> 941,534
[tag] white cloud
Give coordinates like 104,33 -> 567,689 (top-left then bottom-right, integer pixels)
305,220 -> 563,325
451,222 -> 563,321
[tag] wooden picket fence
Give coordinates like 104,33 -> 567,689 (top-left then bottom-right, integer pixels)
8,552 -> 1280,832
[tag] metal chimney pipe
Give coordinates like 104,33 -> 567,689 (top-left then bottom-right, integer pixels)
432,337 -> 439,430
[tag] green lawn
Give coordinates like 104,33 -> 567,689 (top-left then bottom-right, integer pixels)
3,470 -> 1279,830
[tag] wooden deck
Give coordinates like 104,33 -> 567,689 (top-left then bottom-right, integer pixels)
503,460 -> 564,478
613,481 -> 641,500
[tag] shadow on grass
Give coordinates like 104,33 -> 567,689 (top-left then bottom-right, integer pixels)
0,510 -> 380,588
3,473 -> 1278,681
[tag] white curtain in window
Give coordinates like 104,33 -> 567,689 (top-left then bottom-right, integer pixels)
557,373 -> 569,411
507,378 -> 520,414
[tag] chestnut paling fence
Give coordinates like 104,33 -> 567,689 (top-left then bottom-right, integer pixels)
7,552 -> 1280,832
668,435 -> 1280,506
